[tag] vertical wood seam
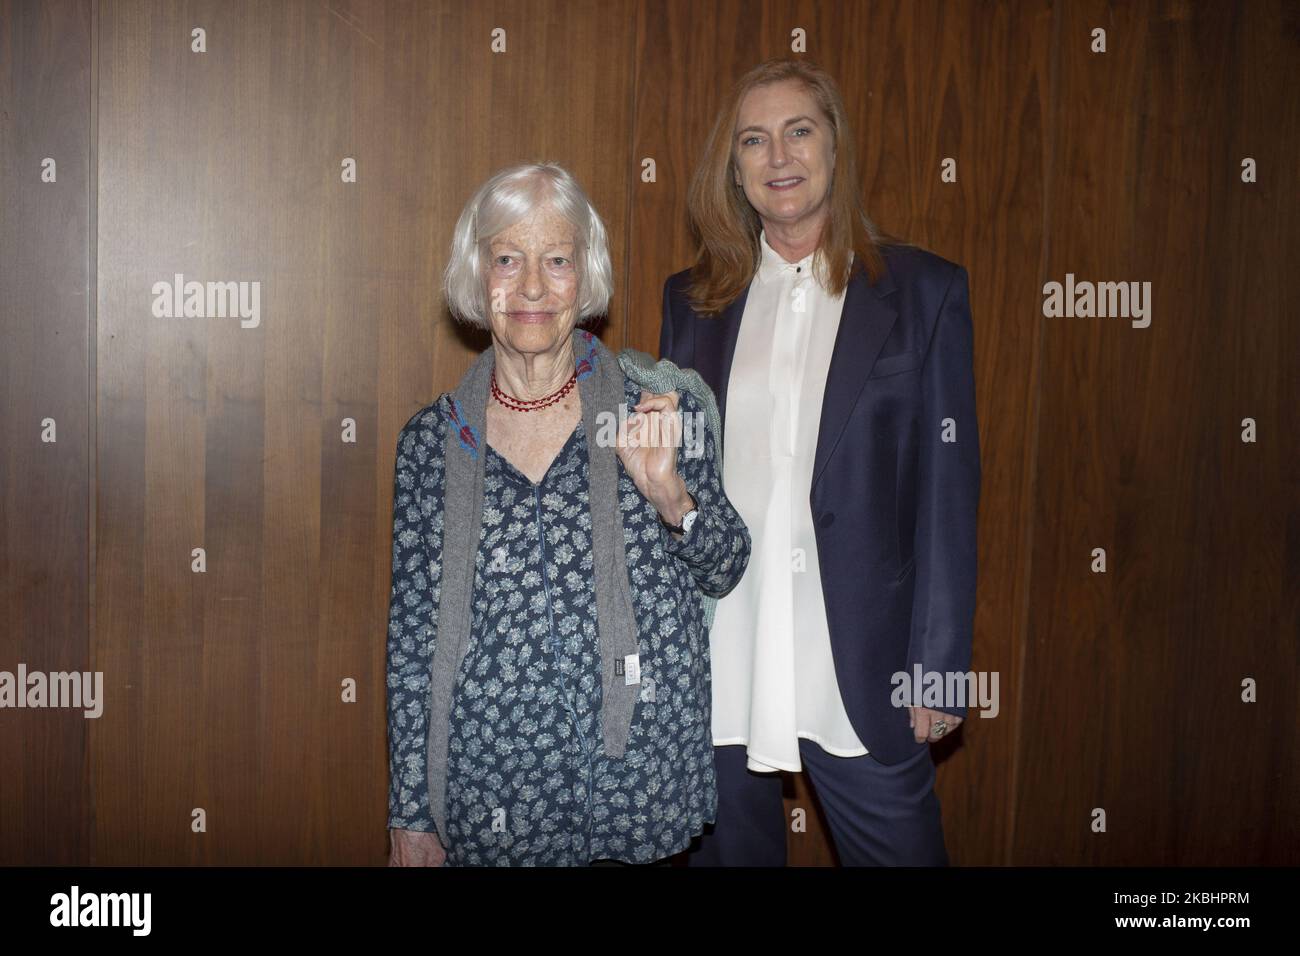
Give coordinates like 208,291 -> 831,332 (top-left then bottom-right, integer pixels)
1006,0 -> 1061,867
87,0 -> 100,867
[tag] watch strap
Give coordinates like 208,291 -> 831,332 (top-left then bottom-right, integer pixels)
658,489 -> 698,535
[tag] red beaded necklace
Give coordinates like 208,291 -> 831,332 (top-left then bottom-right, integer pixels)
490,367 -> 577,412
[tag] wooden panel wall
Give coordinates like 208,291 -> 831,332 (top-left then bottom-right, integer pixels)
0,0 -> 94,865
1,0 -> 1294,866
1012,0 -> 1297,865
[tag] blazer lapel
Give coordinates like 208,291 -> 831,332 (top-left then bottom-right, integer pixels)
696,284 -> 749,440
811,262 -> 900,492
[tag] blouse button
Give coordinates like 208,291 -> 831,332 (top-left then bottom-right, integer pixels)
818,511 -> 835,528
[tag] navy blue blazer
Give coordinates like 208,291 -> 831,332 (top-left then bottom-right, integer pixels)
659,243 -> 980,764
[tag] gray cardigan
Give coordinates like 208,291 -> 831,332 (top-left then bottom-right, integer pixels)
616,346 -> 725,630
417,330 -> 730,842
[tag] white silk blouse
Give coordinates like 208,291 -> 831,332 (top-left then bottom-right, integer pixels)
709,229 -> 869,772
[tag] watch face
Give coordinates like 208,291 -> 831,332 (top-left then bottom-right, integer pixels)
682,509 -> 699,534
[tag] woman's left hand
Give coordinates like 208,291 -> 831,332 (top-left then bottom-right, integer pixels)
909,706 -> 965,743
617,389 -> 692,522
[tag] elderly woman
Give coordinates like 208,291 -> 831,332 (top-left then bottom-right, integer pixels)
660,59 -> 980,865
385,162 -> 751,866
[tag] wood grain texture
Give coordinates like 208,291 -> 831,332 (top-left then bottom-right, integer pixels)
0,0 -> 93,866
1015,0 -> 1297,865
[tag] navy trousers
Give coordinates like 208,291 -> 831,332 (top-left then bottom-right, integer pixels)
686,740 -> 949,866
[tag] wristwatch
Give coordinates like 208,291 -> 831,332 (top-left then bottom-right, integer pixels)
659,490 -> 699,536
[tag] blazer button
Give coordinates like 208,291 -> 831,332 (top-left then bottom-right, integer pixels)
818,511 -> 835,528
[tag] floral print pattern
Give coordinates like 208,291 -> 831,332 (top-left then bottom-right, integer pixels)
387,376 -> 750,865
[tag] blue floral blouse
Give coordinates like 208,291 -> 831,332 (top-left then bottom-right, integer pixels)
386,376 -> 751,865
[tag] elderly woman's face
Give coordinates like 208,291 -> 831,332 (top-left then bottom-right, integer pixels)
486,207 -> 580,357
732,79 -> 836,232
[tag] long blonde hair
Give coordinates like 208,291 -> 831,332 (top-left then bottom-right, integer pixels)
684,58 -> 907,315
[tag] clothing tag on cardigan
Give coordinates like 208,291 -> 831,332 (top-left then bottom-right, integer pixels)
618,654 -> 640,685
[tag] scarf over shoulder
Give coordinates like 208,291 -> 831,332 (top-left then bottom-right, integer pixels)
424,328 -> 723,843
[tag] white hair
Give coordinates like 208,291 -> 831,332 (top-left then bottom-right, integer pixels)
443,162 -> 613,329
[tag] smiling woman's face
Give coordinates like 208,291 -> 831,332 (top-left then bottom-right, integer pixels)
486,206 -> 580,358
732,79 -> 836,234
